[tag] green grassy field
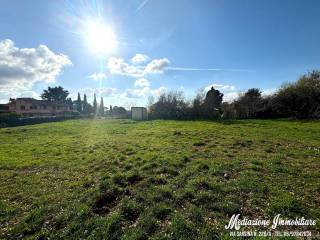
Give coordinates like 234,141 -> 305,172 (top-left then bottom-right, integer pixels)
0,119 -> 319,239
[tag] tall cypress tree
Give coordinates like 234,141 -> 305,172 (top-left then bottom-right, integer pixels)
110,105 -> 113,116
93,93 -> 98,115
99,97 -> 104,116
77,93 -> 82,113
83,94 -> 88,113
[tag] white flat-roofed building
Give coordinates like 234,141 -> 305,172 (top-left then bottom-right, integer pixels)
131,107 -> 148,120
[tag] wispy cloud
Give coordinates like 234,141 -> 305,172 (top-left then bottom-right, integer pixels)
136,0 -> 150,12
166,67 -> 255,73
107,54 -> 254,78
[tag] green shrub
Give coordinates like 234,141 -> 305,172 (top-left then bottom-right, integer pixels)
0,112 -> 22,127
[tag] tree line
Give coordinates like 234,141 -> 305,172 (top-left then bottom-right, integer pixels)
148,70 -> 320,120
38,70 -> 320,120
40,87 -> 127,116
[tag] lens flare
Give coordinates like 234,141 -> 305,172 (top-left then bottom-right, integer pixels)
85,20 -> 117,55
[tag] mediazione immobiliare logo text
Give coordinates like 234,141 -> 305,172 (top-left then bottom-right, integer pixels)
224,214 -> 317,237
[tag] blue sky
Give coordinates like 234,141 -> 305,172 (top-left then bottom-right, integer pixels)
1,0 -> 320,107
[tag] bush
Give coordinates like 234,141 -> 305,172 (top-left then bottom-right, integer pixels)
147,70 -> 320,120
273,71 -> 320,119
0,112 -> 22,120
0,112 -> 22,127
233,88 -> 265,119
148,91 -> 189,120
0,114 -> 81,128
149,88 -> 223,120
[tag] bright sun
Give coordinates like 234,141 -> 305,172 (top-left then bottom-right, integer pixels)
85,20 -> 117,55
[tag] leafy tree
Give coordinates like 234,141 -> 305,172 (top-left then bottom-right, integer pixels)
221,102 -> 236,119
66,98 -> 73,110
274,70 -> 320,119
41,86 -> 69,102
99,97 -> 104,116
112,106 -> 127,115
147,96 -> 155,109
190,89 -> 206,119
76,93 -> 82,113
203,87 -> 223,119
149,91 -> 188,119
234,88 -> 264,118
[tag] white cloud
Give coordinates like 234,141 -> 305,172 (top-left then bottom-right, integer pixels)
220,88 -> 277,103
70,87 -> 117,100
123,101 -> 138,109
122,87 -> 150,98
205,83 -> 236,92
131,54 -> 149,65
107,57 -> 127,74
144,58 -> 170,74
122,86 -> 166,99
150,86 -> 167,97
223,92 -> 240,102
107,56 -> 170,77
97,87 -> 117,96
108,54 -> 252,78
134,78 -> 150,88
262,88 -> 277,96
107,57 -> 144,77
88,72 -> 107,81
0,39 -> 72,92
204,83 -> 238,103
106,55 -> 168,100
0,90 -> 39,103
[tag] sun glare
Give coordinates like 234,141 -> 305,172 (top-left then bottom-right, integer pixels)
85,20 -> 117,56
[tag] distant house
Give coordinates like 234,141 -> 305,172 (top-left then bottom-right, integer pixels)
131,107 -> 148,120
2,98 -> 73,117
